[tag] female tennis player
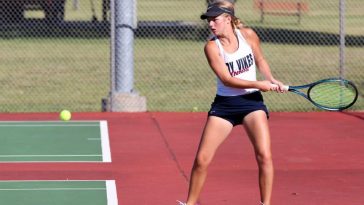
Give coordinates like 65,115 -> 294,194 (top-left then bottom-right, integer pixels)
178,1 -> 285,205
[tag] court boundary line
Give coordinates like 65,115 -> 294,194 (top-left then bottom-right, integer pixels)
0,187 -> 106,191
0,120 -> 102,127
0,120 -> 110,163
0,120 -> 104,123
0,154 -> 102,157
100,121 -> 112,162
0,180 -> 118,205
0,180 -> 113,182
106,180 -> 118,205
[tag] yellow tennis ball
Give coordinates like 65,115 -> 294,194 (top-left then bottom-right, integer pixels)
193,106 -> 199,112
60,110 -> 71,121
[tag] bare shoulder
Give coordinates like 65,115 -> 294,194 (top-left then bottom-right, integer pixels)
239,27 -> 260,45
240,27 -> 259,40
204,38 -> 219,54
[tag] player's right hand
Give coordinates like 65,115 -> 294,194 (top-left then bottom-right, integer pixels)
258,80 -> 278,92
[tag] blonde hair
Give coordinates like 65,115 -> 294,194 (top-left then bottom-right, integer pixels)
210,0 -> 245,29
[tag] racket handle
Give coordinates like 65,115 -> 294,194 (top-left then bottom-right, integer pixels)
270,84 -> 289,91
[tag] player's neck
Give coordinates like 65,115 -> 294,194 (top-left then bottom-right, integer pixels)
219,30 -> 238,52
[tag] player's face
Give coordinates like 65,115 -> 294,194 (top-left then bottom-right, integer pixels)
207,14 -> 230,36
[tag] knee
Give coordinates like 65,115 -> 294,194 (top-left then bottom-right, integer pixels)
194,152 -> 213,171
256,151 -> 273,167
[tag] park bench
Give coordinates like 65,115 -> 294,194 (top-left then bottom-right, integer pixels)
254,0 -> 309,24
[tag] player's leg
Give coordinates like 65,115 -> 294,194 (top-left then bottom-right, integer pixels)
186,116 -> 233,205
243,110 -> 273,205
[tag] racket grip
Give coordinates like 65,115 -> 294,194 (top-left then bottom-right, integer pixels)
270,84 -> 289,91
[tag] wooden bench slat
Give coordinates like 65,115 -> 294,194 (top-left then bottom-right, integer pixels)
254,0 -> 309,24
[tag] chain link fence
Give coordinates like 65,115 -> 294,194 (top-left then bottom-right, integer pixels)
0,0 -> 363,112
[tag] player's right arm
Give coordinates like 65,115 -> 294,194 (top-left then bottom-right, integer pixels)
204,40 -> 274,92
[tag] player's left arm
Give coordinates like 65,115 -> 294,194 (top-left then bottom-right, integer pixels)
241,28 -> 285,91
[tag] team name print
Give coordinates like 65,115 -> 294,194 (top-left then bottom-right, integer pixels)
225,53 -> 254,77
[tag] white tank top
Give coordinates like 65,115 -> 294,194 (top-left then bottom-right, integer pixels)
214,29 -> 258,96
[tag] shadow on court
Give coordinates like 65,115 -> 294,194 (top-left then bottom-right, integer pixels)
0,112 -> 363,205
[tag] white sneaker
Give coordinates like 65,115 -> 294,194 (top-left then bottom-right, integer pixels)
176,200 -> 187,205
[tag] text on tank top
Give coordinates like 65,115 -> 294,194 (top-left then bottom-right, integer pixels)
214,29 -> 258,96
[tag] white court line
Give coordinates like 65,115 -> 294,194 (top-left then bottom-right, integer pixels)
0,124 -> 99,127
88,138 -> 101,141
0,155 -> 101,158
0,121 -> 103,122
0,188 -> 106,191
0,121 -> 100,127
100,121 -> 112,162
0,120 -> 108,162
106,180 -> 118,205
0,180 -> 118,205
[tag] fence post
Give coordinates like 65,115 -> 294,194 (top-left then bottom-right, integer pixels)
339,0 -> 346,79
103,0 -> 146,112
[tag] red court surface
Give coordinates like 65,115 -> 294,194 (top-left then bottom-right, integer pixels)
0,112 -> 363,205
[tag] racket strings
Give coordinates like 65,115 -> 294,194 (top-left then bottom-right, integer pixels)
309,81 -> 357,109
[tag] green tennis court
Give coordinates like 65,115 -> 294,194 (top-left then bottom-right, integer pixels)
0,180 -> 117,205
0,121 -> 111,162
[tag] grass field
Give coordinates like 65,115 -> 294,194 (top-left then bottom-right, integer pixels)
0,38 -> 110,112
2,0 -> 363,112
138,0 -> 364,35
133,38 -> 364,111
25,0 -> 364,35
1,37 -> 362,112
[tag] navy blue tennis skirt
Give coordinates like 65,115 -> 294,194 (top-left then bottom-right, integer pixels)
208,91 -> 269,126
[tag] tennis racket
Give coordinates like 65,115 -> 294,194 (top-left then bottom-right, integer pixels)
281,78 -> 358,111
